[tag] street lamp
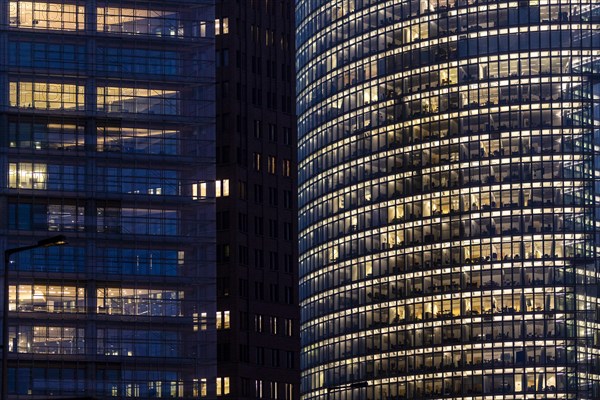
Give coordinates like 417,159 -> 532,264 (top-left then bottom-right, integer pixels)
326,381 -> 369,400
2,235 -> 68,400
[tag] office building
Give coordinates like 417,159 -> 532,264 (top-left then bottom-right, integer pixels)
297,0 -> 600,398
215,0 -> 300,398
1,0 -> 216,398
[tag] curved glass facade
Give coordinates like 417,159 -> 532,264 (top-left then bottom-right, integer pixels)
1,0 -> 216,398
296,0 -> 600,399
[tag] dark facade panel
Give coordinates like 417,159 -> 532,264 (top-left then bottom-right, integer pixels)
216,0 -> 300,398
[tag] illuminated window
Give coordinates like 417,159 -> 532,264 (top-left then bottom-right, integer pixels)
193,312 -> 199,332
284,383 -> 293,400
216,179 -> 230,197
270,316 -> 278,335
96,288 -> 183,316
97,86 -> 178,115
271,381 -> 279,399
255,314 -> 264,332
282,159 -> 291,177
268,155 -> 277,174
126,384 -> 140,397
194,312 -> 208,331
9,285 -> 85,313
256,380 -> 263,398
216,377 -> 230,396
9,1 -> 85,31
284,318 -> 293,337
97,7 -> 187,37
10,81 -> 84,110
194,378 -> 208,397
192,181 -> 208,200
9,163 -> 47,189
253,152 -> 261,171
215,17 -> 229,35
216,310 -> 231,329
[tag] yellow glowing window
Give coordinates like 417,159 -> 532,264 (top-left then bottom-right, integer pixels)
200,312 -> 208,330
216,377 -> 230,396
97,7 -> 182,37
193,312 -> 208,331
201,378 -> 208,397
215,17 -> 229,35
9,1 -> 84,30
9,284 -> 85,313
268,156 -> 277,174
10,81 -> 84,110
216,310 -> 231,329
224,311 -> 230,328
9,163 -> 47,189
192,181 -> 208,200
97,86 -> 178,115
216,179 -> 230,197
96,288 -> 183,316
193,378 -> 208,397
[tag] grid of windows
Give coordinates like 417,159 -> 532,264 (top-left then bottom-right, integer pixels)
297,0 -> 600,399
2,0 -> 216,398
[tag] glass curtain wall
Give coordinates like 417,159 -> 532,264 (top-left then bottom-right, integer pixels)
296,0 -> 600,399
0,0 -> 216,398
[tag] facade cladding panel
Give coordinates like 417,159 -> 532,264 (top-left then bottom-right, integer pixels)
215,0 -> 300,398
0,0 -> 216,398
297,0 -> 600,399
